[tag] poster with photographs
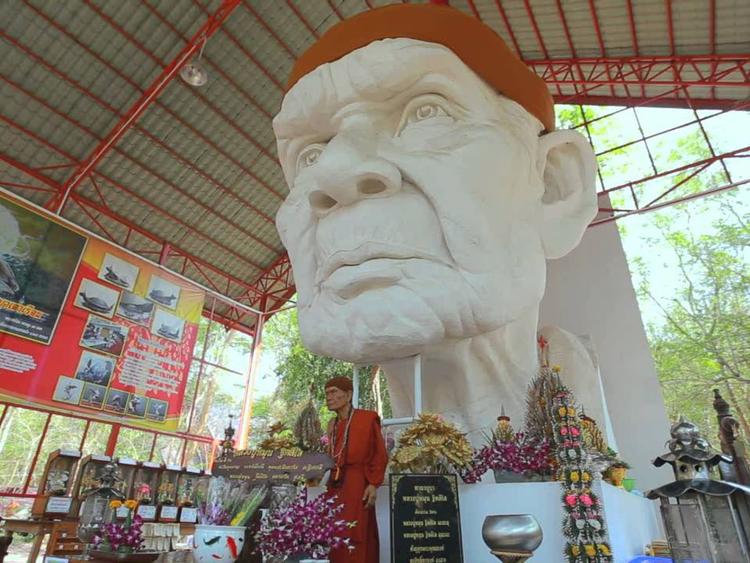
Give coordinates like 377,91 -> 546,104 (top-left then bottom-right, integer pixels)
125,394 -> 147,418
104,388 -> 128,414
151,308 -> 185,343
80,315 -> 129,357
52,376 -> 84,405
0,196 -> 87,344
75,278 -> 120,319
74,350 -> 115,388
80,383 -> 106,409
98,253 -> 139,291
116,291 -> 154,326
146,275 -> 180,310
146,398 -> 168,422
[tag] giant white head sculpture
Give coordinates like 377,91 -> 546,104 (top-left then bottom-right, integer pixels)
273,4 -> 597,369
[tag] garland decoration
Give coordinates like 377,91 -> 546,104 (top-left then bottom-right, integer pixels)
543,365 -> 614,563
389,413 -> 473,474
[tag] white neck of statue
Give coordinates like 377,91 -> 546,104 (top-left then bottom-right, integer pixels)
379,307 -> 540,443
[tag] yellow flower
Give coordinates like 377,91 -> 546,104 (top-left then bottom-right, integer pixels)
558,407 -> 567,418
552,365 -> 561,373
570,545 -> 581,556
124,499 -> 138,510
109,500 -> 122,509
584,544 -> 596,557
570,471 -> 580,483
598,544 -> 611,556
567,407 -> 577,417
582,471 -> 592,482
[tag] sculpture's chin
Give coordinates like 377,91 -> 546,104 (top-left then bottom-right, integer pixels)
297,269 -> 505,363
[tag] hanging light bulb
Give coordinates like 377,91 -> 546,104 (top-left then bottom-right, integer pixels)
180,37 -> 208,87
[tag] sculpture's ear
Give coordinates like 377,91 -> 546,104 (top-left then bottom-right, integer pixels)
536,129 -> 598,259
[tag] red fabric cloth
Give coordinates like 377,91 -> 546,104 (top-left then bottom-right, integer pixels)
327,409 -> 388,563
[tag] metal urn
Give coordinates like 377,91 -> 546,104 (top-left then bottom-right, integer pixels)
482,514 -> 543,563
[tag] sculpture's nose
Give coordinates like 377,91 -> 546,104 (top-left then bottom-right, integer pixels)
307,130 -> 402,217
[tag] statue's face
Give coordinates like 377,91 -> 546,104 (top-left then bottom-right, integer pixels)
274,40 -> 549,362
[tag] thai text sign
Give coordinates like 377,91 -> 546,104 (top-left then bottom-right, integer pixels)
390,474 -> 463,563
212,450 -> 334,484
0,190 -> 204,431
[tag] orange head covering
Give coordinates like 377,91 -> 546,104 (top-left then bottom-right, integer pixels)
325,376 -> 354,393
286,3 -> 554,132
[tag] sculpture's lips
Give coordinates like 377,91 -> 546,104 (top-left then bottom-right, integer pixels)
317,244 -> 448,284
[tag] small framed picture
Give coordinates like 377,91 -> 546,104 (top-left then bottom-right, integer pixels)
116,291 -> 155,326
52,376 -> 83,405
74,351 -> 116,388
146,275 -> 181,310
151,308 -> 185,343
104,388 -> 129,414
75,279 -> 120,319
79,383 -> 107,409
98,253 -> 139,291
125,394 -> 147,418
80,315 -> 129,357
145,398 -> 168,422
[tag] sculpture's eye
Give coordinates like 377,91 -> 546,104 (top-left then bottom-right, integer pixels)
296,144 -> 324,172
398,95 -> 454,134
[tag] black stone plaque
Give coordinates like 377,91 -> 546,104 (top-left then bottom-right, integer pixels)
212,450 -> 334,485
390,474 -> 463,563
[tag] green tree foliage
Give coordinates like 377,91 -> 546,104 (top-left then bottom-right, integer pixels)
260,308 -> 392,434
634,194 -> 750,449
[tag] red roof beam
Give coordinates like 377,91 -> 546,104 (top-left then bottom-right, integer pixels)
241,0 -> 297,58
285,0 -> 320,39
2,21 -> 282,207
586,0 -> 617,97
57,0 -> 243,213
492,0 -> 523,56
624,0 -> 645,98
0,117 -> 267,275
521,0 -> 565,98
1,73 -> 277,251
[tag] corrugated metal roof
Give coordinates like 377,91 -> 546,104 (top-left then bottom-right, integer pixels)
1,0 -> 748,331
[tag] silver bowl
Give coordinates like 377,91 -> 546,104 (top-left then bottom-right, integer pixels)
482,514 -> 543,553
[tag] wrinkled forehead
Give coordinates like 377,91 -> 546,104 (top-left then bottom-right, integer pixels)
273,39 -> 482,140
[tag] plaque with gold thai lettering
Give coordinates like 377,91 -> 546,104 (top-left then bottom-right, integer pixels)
390,474 -> 463,563
211,449 -> 334,485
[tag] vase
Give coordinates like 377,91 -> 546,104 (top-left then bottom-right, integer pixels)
481,514 -> 543,562
192,525 -> 246,563
493,470 -> 542,483
284,554 -> 329,562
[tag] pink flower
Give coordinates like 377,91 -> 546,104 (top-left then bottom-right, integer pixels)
320,435 -> 330,446
560,427 -> 568,436
580,494 -> 593,507
570,427 -> 581,436
565,494 -> 577,507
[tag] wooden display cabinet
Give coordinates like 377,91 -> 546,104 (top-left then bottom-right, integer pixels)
133,461 -> 161,522
177,466 -> 202,523
32,449 -> 82,518
156,464 -> 181,522
70,454 -> 112,518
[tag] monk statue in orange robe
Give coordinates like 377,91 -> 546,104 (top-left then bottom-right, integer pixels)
324,376 -> 388,563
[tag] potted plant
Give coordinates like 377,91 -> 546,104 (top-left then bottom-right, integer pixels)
193,479 -> 267,563
462,429 -> 554,484
91,499 -> 159,561
256,488 -> 353,562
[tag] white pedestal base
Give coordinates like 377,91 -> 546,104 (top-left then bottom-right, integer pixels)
373,481 -> 663,563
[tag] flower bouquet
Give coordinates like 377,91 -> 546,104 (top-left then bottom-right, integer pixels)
256,488 -> 353,561
91,500 -> 158,562
462,420 -> 554,484
389,413 -> 474,474
193,478 -> 268,563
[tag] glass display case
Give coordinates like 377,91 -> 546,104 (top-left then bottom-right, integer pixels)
31,449 -> 82,518
113,457 -> 138,519
177,466 -> 201,523
157,464 -> 181,522
133,461 -> 161,522
70,453 -> 111,518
